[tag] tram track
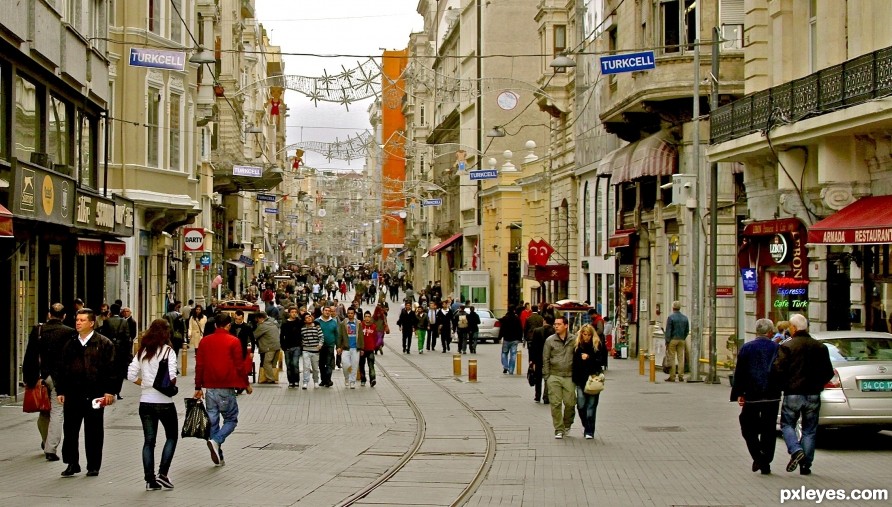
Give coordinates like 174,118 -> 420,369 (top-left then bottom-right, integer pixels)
336,342 -> 497,507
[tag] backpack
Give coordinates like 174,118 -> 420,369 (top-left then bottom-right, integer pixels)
458,313 -> 469,329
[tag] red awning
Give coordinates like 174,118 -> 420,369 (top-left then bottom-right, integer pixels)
0,204 -> 12,238
808,196 -> 892,245
610,134 -> 677,183
429,232 -> 463,254
77,238 -> 103,255
608,229 -> 636,248
105,241 -> 126,256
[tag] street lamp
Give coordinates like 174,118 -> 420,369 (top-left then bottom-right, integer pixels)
189,48 -> 216,65
486,126 -> 506,138
549,52 -> 577,69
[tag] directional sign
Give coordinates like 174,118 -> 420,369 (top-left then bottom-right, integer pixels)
264,207 -> 278,214
600,50 -> 656,75
129,48 -> 186,71
233,165 -> 262,177
422,198 -> 443,207
257,193 -> 276,202
183,227 -> 205,252
469,169 -> 498,181
200,254 -> 212,266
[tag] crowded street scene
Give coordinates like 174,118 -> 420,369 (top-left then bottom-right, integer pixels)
2,0 -> 892,506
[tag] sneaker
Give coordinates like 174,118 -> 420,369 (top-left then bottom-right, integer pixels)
146,481 -> 162,491
799,467 -> 811,476
419,350 -> 423,354
786,449 -> 805,472
665,377 -> 676,382
350,382 -> 356,389
361,381 -> 366,386
585,434 -> 594,440
207,439 -> 221,465
218,458 -> 226,467
554,432 -> 563,439
761,466 -> 772,475
503,369 -> 508,374
156,474 -> 174,489
370,379 -> 376,387
302,383 -> 308,390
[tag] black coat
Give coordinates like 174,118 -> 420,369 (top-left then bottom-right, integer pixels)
22,319 -> 75,386
56,332 -> 118,399
529,324 -> 554,367
436,309 -> 453,335
498,312 -> 523,342
572,339 -> 604,388
397,309 -> 418,333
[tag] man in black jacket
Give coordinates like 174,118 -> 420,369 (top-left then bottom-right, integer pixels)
279,306 -> 304,387
23,303 -> 74,461
396,302 -> 418,354
466,306 -> 481,354
99,303 -> 131,398
499,306 -> 523,374
771,314 -> 834,476
56,308 -> 117,477
436,300 -> 453,353
528,315 -> 554,403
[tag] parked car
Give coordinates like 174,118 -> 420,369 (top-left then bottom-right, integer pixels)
778,331 -> 892,431
467,308 -> 500,343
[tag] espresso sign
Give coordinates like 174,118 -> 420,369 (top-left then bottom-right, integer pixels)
769,234 -> 789,263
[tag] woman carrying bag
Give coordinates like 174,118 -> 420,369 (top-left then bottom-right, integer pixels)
572,324 -> 604,440
188,305 -> 208,353
127,319 -> 179,491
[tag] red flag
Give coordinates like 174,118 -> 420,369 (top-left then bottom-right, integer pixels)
472,240 -> 479,270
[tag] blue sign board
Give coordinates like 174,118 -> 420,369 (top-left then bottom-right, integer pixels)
264,207 -> 278,214
741,268 -> 758,292
422,198 -> 443,207
257,193 -> 276,202
238,255 -> 255,267
200,254 -> 212,266
599,51 -> 656,75
233,165 -> 262,178
129,48 -> 186,71
469,169 -> 498,181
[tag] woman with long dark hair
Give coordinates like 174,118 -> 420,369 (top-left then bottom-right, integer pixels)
127,319 -> 178,491
572,324 -> 603,440
188,305 -> 207,352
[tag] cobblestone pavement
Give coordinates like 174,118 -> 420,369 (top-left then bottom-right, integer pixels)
1,295 -> 890,506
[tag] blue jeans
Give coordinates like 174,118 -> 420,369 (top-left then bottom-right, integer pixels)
780,394 -> 821,468
501,340 -> 519,372
575,386 -> 600,437
284,347 -> 302,384
138,402 -> 178,482
205,389 -> 239,453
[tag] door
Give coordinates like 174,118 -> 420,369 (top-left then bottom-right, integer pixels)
507,252 -> 521,308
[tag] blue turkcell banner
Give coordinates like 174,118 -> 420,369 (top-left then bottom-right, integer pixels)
257,193 -> 276,202
469,169 -> 498,181
599,51 -> 656,75
129,48 -> 187,71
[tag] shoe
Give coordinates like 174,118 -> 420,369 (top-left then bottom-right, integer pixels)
752,461 -> 760,473
761,466 -> 772,475
45,453 -> 60,462
288,383 -> 295,388
554,432 -> 563,439
786,449 -> 805,472
156,474 -> 174,489
534,398 -> 540,402
207,439 -> 221,465
585,434 -> 594,440
86,470 -> 99,477
218,458 -> 225,467
419,350 -> 423,354
350,382 -> 356,389
665,377 -> 676,382
543,398 -> 550,404
302,383 -> 308,390
361,382 -> 366,386
61,464 -> 81,477
503,369 -> 508,374
116,394 -> 123,400
146,481 -> 162,491
370,379 -> 376,387
799,467 -> 811,476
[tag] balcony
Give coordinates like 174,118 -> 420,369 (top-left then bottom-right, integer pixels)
710,46 -> 892,145
433,219 -> 456,238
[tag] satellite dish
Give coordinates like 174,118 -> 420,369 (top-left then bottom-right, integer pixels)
318,209 -> 327,217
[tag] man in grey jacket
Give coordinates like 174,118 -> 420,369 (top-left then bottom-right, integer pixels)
254,312 -> 281,384
542,316 -> 576,439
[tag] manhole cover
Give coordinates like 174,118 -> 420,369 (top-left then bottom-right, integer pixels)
640,426 -> 685,433
260,443 -> 311,452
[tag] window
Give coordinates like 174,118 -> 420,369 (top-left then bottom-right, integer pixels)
106,80 -> 114,162
662,0 -> 696,54
14,75 -> 40,162
47,95 -> 70,169
596,180 -> 604,255
67,0 -> 83,34
553,25 -> 567,73
419,104 -> 426,126
76,113 -> 95,188
169,0 -> 183,44
720,0 -> 744,50
147,86 -> 160,167
583,183 -> 591,257
169,92 -> 181,171
149,0 -> 160,35
808,0 -> 817,72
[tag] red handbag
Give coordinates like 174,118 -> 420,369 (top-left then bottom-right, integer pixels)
23,380 -> 51,413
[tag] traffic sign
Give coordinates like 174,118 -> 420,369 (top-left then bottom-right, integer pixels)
422,198 -> 443,207
257,193 -> 276,202
264,207 -> 278,214
183,228 -> 205,252
200,254 -> 212,266
469,169 -> 498,181
600,51 -> 656,75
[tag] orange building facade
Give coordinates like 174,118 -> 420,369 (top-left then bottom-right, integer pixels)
380,49 -> 408,260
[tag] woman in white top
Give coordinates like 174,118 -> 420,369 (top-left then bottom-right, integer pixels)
188,305 -> 208,352
127,319 -> 178,491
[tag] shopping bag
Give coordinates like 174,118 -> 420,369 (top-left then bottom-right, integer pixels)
662,354 -> 671,374
181,398 -> 210,440
584,373 -> 605,395
23,380 -> 51,413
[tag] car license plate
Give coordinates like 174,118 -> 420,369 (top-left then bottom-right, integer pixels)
859,380 -> 892,392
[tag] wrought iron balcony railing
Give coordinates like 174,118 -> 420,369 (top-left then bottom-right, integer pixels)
710,45 -> 892,145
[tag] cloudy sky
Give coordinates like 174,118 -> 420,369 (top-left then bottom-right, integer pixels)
254,1 -> 423,171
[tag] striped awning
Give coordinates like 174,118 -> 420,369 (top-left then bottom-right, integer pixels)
601,133 -> 678,184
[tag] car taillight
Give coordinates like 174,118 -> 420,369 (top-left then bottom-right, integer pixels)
494,321 -> 500,328
825,369 -> 842,389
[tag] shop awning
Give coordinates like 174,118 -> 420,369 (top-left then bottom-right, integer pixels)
596,146 -> 621,177
77,238 -> 103,255
0,204 -> 12,238
527,264 -> 570,282
608,228 -> 636,248
808,196 -> 892,245
105,241 -> 126,256
429,232 -> 463,254
226,260 -> 246,268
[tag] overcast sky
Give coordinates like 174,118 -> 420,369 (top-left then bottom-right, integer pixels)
254,1 -> 423,171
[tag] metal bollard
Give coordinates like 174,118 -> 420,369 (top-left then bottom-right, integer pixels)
181,347 -> 189,376
649,354 -> 656,383
453,354 -> 462,376
468,359 -> 478,382
516,349 -> 523,375
639,350 -> 646,375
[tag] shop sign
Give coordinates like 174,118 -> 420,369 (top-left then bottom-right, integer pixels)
716,286 -> 734,297
668,235 -> 680,265
741,268 -> 758,292
183,228 -> 205,252
10,162 -> 75,226
769,234 -> 789,263
238,254 -> 255,267
113,194 -> 135,237
75,189 -> 115,232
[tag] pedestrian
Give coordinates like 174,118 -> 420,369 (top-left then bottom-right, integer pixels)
127,319 -> 178,490
523,307 -> 544,347
773,321 -> 791,344
426,302 -> 439,352
121,307 -> 138,345
359,311 -> 378,387
466,305 -> 481,354
414,306 -> 429,354
316,306 -> 339,387
572,324 -> 604,440
731,318 -> 781,475
436,300 -> 453,353
338,307 -> 363,388
499,306 -> 523,374
22,303 -> 74,462
529,315 -> 555,404
542,316 -> 576,439
300,312 -> 322,389
664,300 -> 690,382
397,301 -> 417,354
279,306 -> 303,388
56,308 -> 118,477
193,312 -> 252,466
163,301 -> 186,357
372,303 -> 388,354
187,305 -> 208,353
99,303 -> 132,399
63,298 -> 84,328
254,311 -> 281,384
454,305 -> 470,353
771,314 -> 834,475
229,310 -> 255,385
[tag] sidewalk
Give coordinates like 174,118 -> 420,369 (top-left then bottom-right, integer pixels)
0,297 -> 890,506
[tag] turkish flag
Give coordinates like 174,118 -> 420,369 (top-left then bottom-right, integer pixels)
528,240 -> 540,266
537,240 -> 555,266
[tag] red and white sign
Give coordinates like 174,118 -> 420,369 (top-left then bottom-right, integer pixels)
183,228 -> 205,252
527,239 -> 555,267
